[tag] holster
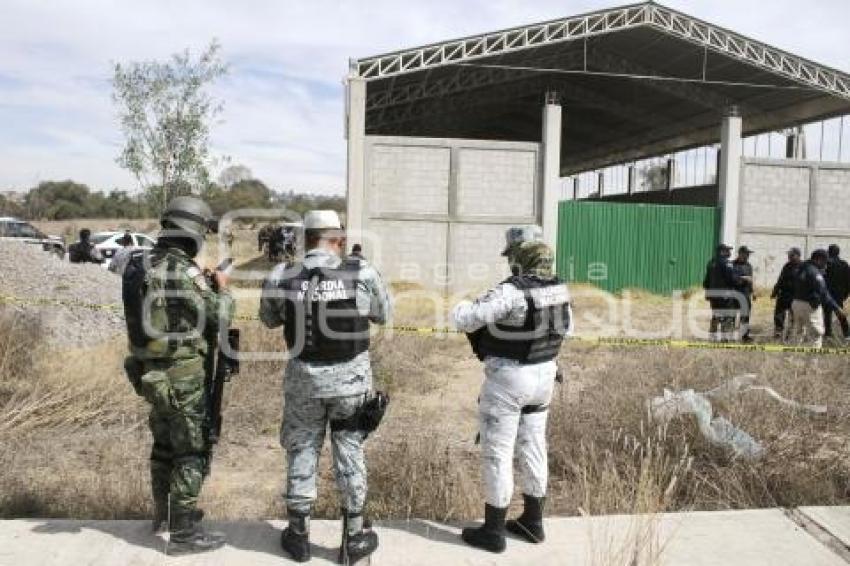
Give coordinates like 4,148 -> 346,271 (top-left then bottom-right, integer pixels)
330,391 -> 390,438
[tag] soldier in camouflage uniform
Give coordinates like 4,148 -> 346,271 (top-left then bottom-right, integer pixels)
452,226 -> 572,553
122,196 -> 234,556
259,210 -> 390,563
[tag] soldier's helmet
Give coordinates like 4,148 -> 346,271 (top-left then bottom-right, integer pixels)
502,225 -> 543,257
161,196 -> 213,238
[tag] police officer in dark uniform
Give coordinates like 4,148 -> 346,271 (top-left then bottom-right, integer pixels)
68,228 -> 104,264
703,244 -> 748,342
791,249 -> 847,348
771,247 -> 802,339
732,246 -> 755,342
824,244 -> 850,339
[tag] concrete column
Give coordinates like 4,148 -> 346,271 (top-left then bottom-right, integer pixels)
541,95 -> 562,252
597,172 -> 605,198
627,166 -> 636,194
718,107 -> 742,247
666,158 -> 676,191
345,73 -> 367,245
572,177 -> 580,201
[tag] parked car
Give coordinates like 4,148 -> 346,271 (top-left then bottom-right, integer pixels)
91,231 -> 156,259
0,217 -> 66,257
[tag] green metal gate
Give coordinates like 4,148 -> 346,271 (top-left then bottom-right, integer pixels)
557,201 -> 719,294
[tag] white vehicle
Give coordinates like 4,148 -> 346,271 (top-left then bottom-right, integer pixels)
91,231 -> 156,260
0,217 -> 66,257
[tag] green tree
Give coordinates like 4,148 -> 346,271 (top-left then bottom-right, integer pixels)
204,179 -> 273,216
24,180 -> 92,219
112,40 -> 228,213
0,195 -> 23,217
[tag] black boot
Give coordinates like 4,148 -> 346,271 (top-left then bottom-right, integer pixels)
339,510 -> 378,564
461,504 -> 507,553
280,510 -> 311,563
152,499 -> 168,534
506,494 -> 546,543
167,509 -> 226,556
152,502 -> 204,534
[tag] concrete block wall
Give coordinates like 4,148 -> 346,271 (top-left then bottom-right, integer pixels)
360,136 -> 541,293
738,159 -> 850,288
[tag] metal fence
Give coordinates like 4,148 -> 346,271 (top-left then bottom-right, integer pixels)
562,113 -> 850,201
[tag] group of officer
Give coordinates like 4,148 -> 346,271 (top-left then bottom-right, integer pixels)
121,196 -> 572,561
703,242 -> 849,347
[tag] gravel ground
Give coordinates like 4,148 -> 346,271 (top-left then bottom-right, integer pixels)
0,240 -> 125,347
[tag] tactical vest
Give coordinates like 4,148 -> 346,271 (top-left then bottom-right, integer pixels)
706,258 -> 732,290
122,248 -> 203,355
279,259 -> 369,363
472,275 -> 571,364
793,261 -> 824,308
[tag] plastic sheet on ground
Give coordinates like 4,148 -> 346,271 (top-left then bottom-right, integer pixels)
648,374 -> 827,460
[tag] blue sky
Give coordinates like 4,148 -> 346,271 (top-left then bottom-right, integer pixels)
1,0 -> 849,195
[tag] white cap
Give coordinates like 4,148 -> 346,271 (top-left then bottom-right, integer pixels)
304,210 -> 342,230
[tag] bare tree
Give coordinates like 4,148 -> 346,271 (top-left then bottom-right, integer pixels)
217,164 -> 253,188
112,40 -> 228,212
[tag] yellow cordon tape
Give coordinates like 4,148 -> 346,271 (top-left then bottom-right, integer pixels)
382,325 -> 849,355
2,294 -> 847,356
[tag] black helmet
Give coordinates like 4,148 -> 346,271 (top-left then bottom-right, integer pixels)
161,196 -> 213,238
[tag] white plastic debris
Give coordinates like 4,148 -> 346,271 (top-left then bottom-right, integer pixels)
648,374 -> 827,460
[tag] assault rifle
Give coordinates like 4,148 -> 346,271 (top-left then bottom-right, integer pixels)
204,258 -> 240,449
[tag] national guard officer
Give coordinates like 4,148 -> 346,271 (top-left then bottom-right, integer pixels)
452,226 -> 572,553
121,196 -> 234,555
259,210 -> 391,563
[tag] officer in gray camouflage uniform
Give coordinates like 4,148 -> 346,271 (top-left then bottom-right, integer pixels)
121,196 -> 234,555
259,210 -> 391,563
452,226 -> 572,553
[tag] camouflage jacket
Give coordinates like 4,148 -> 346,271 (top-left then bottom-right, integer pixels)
259,247 -> 392,398
130,246 -> 235,362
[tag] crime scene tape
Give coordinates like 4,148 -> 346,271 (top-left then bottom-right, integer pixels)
381,325 -> 850,355
2,293 -> 847,355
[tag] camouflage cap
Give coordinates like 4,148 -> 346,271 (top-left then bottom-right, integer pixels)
502,225 -> 543,256
510,241 -> 555,278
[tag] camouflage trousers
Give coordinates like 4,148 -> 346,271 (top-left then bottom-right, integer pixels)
139,357 -> 208,516
281,393 -> 367,515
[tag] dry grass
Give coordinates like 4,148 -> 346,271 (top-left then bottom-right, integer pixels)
2,230 -> 850,533
33,218 -> 160,239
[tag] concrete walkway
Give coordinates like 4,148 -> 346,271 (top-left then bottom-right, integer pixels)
1,507 -> 849,565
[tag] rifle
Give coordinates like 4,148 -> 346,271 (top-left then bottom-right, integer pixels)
203,259 -> 240,451
205,327 -> 240,445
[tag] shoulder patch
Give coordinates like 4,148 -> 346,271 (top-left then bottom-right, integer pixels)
186,266 -> 202,279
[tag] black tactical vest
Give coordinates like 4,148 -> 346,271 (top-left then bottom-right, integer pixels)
122,249 -> 151,348
280,259 -> 369,363
472,275 -> 571,364
793,261 -> 824,308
